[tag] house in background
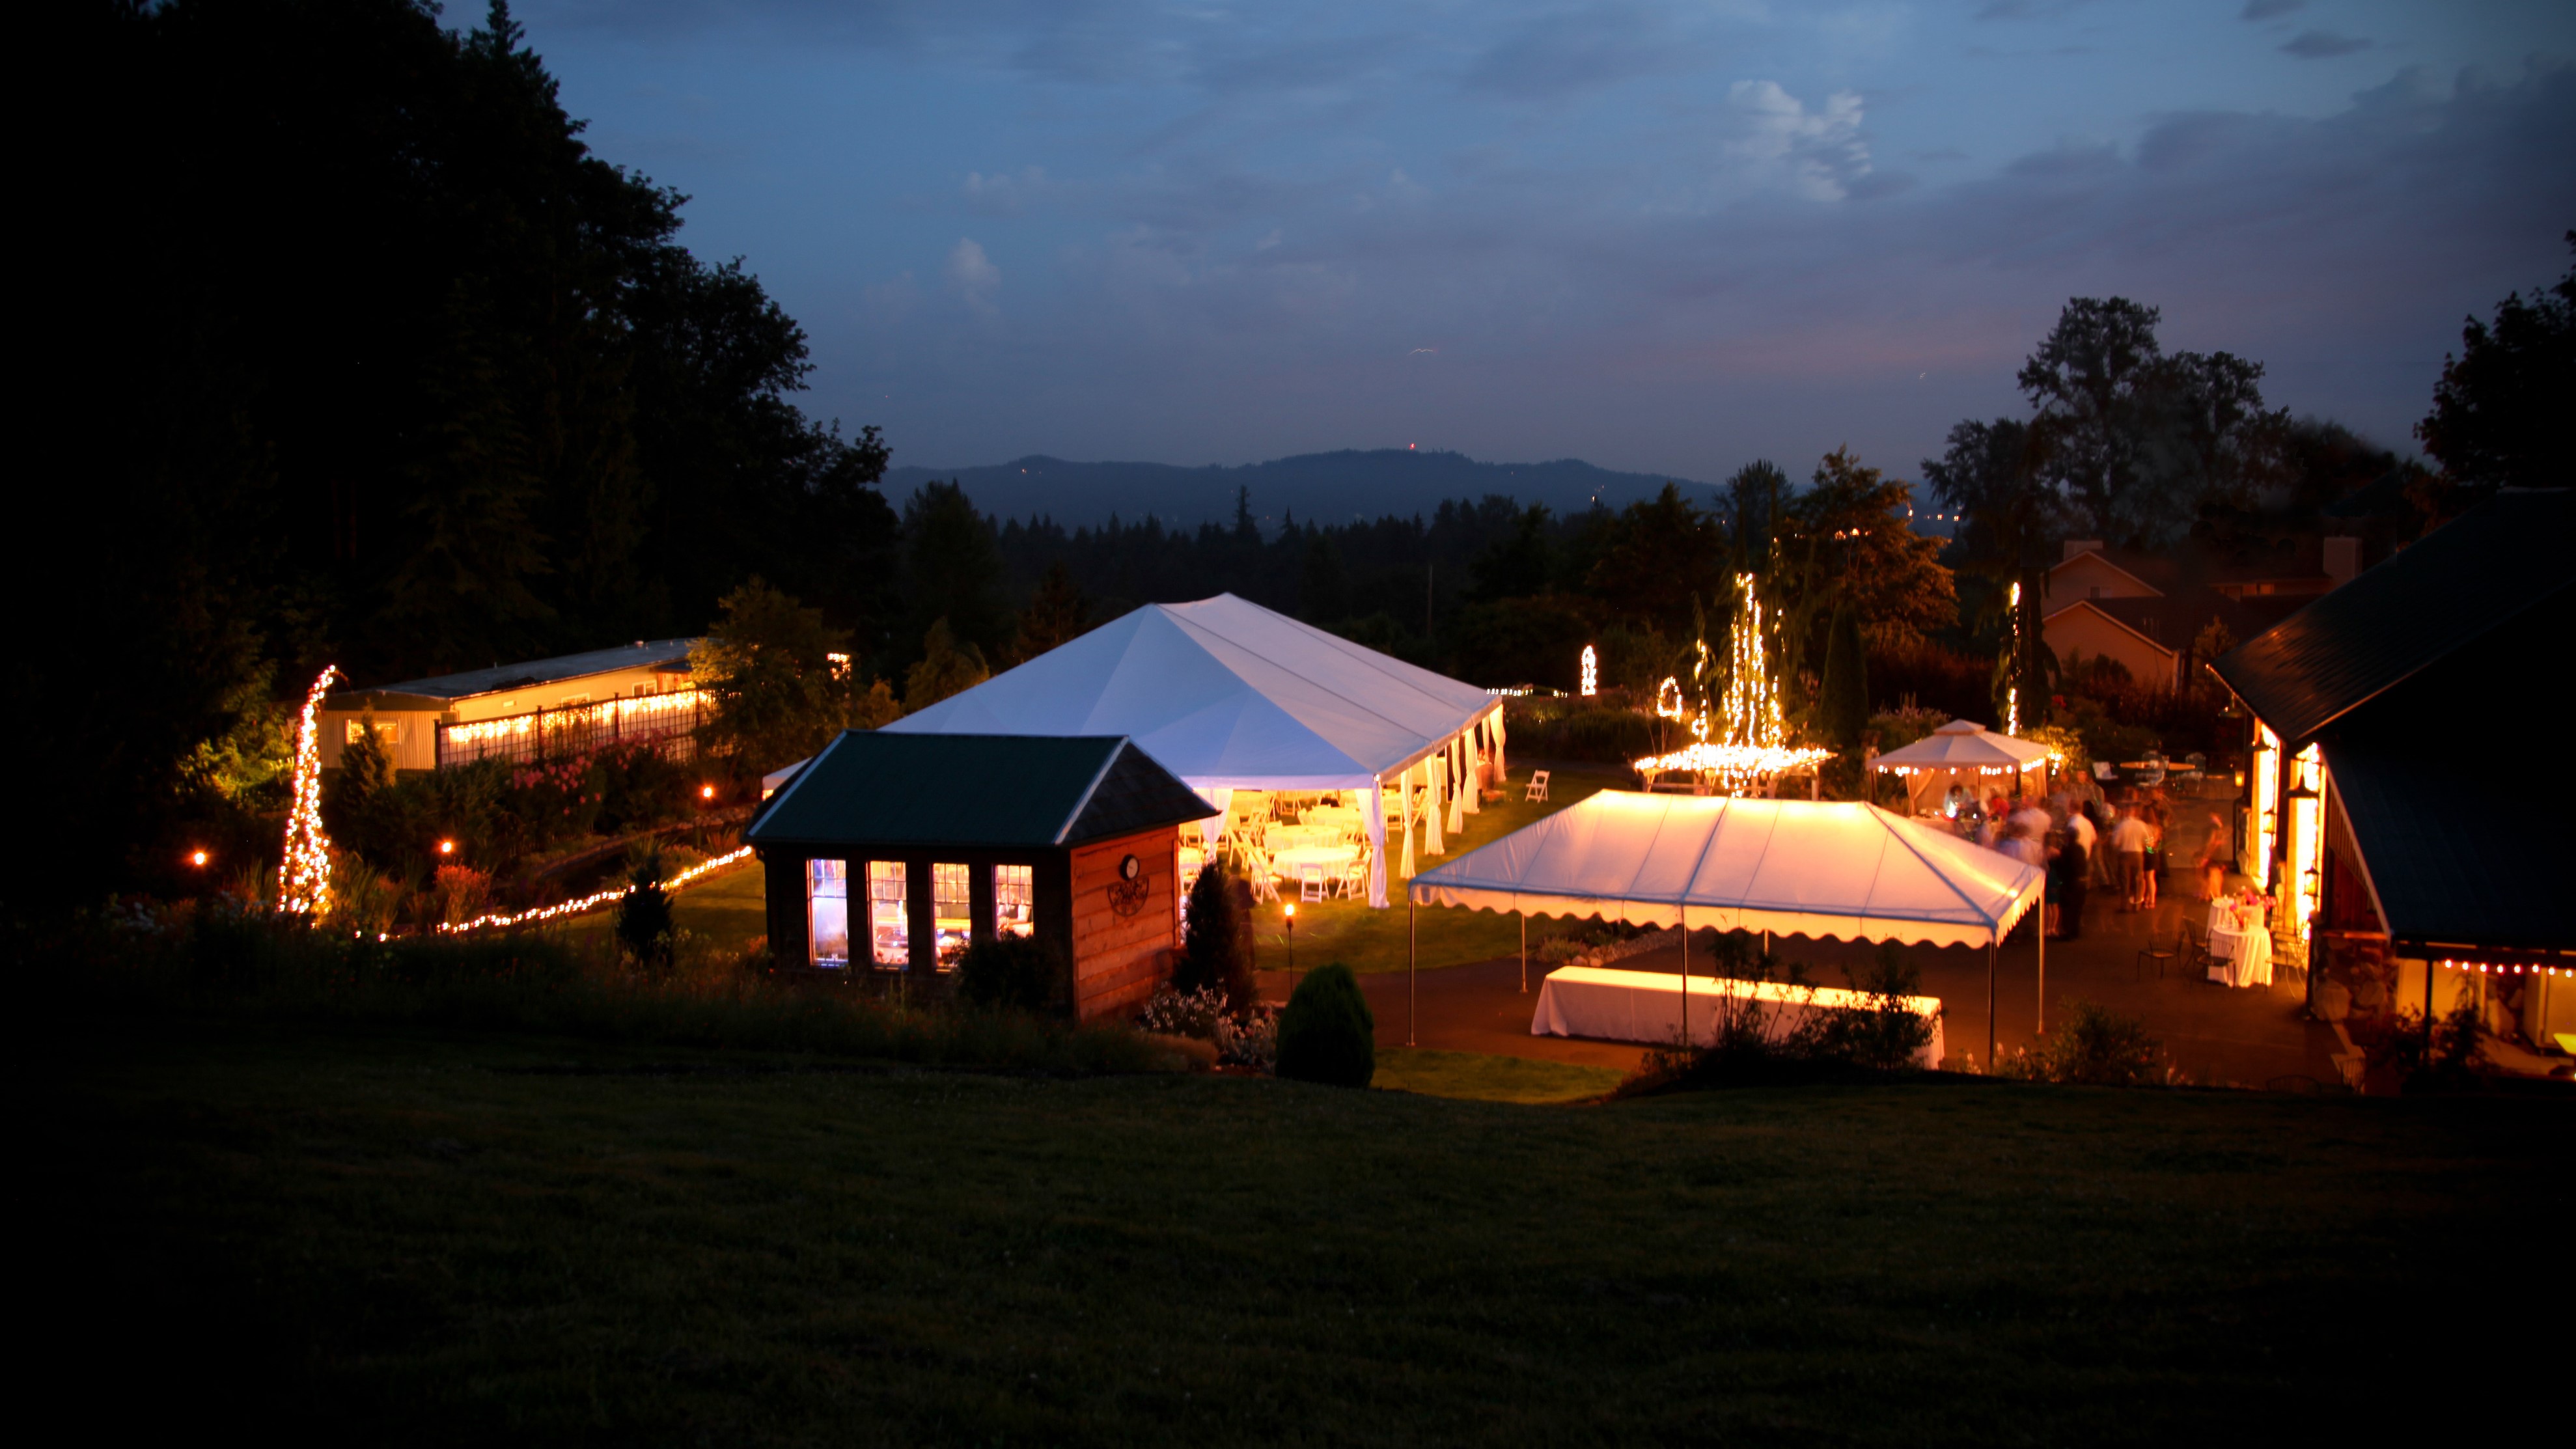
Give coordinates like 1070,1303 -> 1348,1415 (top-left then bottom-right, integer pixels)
320,639 -> 702,774
2040,540 -> 2335,690
2211,489 -> 2574,1078
746,732 -> 1217,1021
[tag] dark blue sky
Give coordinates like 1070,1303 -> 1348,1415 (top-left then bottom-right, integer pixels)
521,0 -> 2575,481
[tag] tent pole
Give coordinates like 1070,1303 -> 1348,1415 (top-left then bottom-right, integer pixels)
1680,905 -> 1689,1051
1986,940 -> 1997,1071
2037,907 -> 2047,1035
1407,900 -> 1418,1047
1519,913 -> 1528,993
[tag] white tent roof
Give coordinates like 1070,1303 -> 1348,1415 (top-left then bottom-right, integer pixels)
885,594 -> 1497,791
1407,790 -> 2042,948
1872,719 -> 2053,773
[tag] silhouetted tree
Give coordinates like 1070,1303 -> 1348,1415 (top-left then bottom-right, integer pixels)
2417,232 -> 2576,508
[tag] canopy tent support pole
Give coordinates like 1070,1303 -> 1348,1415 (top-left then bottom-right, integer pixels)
2036,911 -> 2047,1035
1986,940 -> 1997,1071
1680,904 -> 1689,1051
1519,913 -> 1528,993
1407,900 -> 1418,1047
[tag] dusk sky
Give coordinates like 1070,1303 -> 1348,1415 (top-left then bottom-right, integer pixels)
521,0 -> 2576,483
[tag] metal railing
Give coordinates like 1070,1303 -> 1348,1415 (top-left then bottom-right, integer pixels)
435,689 -> 708,769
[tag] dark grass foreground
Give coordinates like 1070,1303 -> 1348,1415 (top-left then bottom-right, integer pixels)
35,1015 -> 2568,1446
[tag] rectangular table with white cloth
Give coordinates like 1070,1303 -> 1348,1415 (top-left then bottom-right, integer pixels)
1530,965 -> 1946,1068
1270,844 -> 1360,889
2204,902 -> 2273,988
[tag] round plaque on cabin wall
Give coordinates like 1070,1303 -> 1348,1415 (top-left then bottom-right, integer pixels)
1107,854 -> 1149,917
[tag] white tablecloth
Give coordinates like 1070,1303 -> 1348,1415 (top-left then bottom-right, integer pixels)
1271,845 -> 1358,885
1530,965 -> 1945,1068
2206,904 -> 2273,988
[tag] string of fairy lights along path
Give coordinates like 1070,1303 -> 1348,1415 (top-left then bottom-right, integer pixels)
277,665 -> 751,935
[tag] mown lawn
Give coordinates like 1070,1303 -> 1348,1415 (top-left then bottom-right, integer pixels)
35,1015 -> 2562,1446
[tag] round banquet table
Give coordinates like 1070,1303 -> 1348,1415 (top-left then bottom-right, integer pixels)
2205,904 -> 2273,988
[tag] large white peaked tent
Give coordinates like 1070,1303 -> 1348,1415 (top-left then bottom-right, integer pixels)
1407,791 -> 2045,1060
1409,792 -> 2041,947
886,594 -> 1504,906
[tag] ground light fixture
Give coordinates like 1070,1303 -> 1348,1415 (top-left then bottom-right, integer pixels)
188,849 -> 208,868
437,839 -> 456,856
700,784 -> 717,800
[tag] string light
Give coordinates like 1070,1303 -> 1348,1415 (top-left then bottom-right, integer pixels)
2006,581 -> 2022,736
1580,644 -> 1598,697
1635,574 -> 1831,794
440,687 -> 705,764
277,665 -> 340,918
436,846 -> 753,934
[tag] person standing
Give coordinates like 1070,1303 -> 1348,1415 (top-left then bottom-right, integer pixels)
2060,814 -> 2091,939
2109,805 -> 2152,911
2198,811 -> 2231,900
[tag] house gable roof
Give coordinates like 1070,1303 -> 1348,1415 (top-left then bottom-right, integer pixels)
745,733 -> 1215,851
2042,598 -> 2181,659
2211,490 -> 2575,744
2047,549 -> 2163,598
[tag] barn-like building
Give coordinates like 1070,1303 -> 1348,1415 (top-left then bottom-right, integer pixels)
745,732 -> 1216,1021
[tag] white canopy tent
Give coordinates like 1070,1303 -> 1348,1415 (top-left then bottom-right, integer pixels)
1406,790 -> 2046,1064
1872,720 -> 2055,814
885,594 -> 1504,906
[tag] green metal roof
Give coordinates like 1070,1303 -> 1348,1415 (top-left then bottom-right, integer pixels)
745,733 -> 1215,850
2210,490 -> 2573,745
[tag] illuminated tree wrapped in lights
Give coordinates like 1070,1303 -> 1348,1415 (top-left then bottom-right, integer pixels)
277,666 -> 339,917
1635,573 -> 1830,795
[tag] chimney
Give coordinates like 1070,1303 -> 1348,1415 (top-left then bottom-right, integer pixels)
2063,539 -> 2105,562
2323,536 -> 2361,589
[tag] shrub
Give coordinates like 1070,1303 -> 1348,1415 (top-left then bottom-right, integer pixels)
959,933 -> 1070,1016
1813,946 -> 1939,1071
2001,1000 -> 2162,1086
1177,864 -> 1255,1008
614,855 -> 676,974
1216,1009 -> 1278,1072
1275,962 -> 1374,1087
1139,983 -> 1227,1040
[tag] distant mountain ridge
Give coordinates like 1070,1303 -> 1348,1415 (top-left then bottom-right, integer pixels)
879,448 -> 1713,530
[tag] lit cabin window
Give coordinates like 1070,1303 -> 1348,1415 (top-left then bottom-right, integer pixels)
868,862 -> 908,967
933,863 -> 972,969
996,864 -> 1034,939
807,859 -> 850,970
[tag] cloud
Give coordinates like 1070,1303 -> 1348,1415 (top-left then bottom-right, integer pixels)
2239,0 -> 2303,18
2280,29 -> 2371,59
945,238 -> 1001,319
1462,5 -> 1694,98
1725,81 -> 1872,200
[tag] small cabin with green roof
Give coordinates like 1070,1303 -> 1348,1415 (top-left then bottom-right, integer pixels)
744,732 -> 1217,1020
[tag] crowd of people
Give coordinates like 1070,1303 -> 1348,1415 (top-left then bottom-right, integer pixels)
1957,785 -> 2229,941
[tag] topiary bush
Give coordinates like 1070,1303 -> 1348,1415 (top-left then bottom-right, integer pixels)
958,933 -> 1070,1016
1176,862 -> 1256,1008
1275,962 -> 1374,1087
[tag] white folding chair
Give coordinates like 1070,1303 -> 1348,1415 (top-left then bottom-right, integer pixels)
1340,855 -> 1368,898
1525,769 -> 1551,802
1299,864 -> 1327,902
1245,847 -> 1281,904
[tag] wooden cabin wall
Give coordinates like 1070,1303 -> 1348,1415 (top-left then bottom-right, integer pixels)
1068,827 -> 1180,1021
762,853 -> 808,967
